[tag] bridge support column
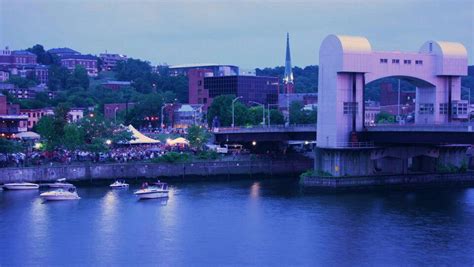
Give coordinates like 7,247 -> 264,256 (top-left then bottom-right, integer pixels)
314,148 -> 375,177
436,146 -> 469,171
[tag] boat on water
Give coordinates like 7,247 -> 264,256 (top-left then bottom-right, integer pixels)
40,187 -> 80,201
3,182 -> 40,190
134,181 -> 169,199
110,180 -> 129,189
49,178 -> 74,188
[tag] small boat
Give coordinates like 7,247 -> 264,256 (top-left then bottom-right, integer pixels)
40,187 -> 80,201
110,180 -> 129,189
134,181 -> 169,199
3,182 -> 39,190
49,178 -> 74,189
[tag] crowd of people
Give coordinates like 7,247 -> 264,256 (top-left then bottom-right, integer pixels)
0,143 -> 192,168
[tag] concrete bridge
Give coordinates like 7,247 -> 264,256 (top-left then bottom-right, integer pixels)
213,124 -> 316,143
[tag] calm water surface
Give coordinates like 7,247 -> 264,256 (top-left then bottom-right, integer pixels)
1,178 -> 474,266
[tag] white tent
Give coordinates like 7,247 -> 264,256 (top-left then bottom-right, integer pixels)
166,137 -> 189,146
16,131 -> 41,140
127,125 -> 160,144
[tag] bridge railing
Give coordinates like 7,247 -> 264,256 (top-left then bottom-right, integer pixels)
367,122 -> 474,132
213,124 -> 317,133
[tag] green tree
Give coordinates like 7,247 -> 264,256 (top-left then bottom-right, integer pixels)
269,109 -> 285,125
7,75 -> 37,88
48,65 -> 70,91
63,124 -> 85,150
26,44 -> 56,65
0,139 -> 22,153
187,125 -> 210,151
67,65 -> 90,90
375,111 -> 395,124
35,116 -> 57,151
289,101 -> 317,124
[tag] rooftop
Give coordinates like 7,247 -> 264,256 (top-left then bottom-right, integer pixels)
61,54 -> 97,60
169,64 -> 238,69
48,47 -> 80,55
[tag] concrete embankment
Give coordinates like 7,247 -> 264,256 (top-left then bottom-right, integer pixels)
301,172 -> 474,191
0,158 -> 312,183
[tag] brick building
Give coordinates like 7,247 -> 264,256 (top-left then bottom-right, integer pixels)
188,71 -> 279,111
60,54 -> 98,77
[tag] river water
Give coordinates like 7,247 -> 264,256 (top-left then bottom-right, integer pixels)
1,178 -> 473,266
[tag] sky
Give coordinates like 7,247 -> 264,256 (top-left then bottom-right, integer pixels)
0,0 -> 473,70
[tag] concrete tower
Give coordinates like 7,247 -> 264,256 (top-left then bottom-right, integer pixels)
283,33 -> 294,94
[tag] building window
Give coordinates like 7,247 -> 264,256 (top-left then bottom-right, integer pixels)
392,59 -> 400,64
439,103 -> 448,114
452,101 -> 468,115
415,60 -> 423,65
380,59 -> 388,64
198,80 -> 202,86
403,60 -> 412,64
419,103 -> 434,114
343,102 -> 358,114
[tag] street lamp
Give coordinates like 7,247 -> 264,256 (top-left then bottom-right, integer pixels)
249,101 -> 265,126
232,96 -> 243,128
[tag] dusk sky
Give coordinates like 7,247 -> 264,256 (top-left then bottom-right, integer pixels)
1,0 -> 473,69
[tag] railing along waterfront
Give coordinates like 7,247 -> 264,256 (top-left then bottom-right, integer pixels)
366,122 -> 474,132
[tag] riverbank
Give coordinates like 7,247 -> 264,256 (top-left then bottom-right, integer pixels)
0,158 -> 312,184
301,171 -> 474,191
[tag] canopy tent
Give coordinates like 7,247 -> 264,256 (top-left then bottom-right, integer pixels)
15,131 -> 41,140
127,125 -> 160,144
166,137 -> 189,146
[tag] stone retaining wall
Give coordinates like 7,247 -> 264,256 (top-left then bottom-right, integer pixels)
301,172 -> 474,190
0,159 -> 313,183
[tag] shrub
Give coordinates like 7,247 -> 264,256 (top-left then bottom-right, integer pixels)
153,152 -> 190,163
196,150 -> 219,160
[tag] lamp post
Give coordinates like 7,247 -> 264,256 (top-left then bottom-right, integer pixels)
267,103 -> 279,126
249,101 -> 265,126
232,96 -> 243,128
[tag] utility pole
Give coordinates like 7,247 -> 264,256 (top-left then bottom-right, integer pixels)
232,96 -> 242,128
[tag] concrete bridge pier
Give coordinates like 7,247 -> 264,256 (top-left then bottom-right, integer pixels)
314,148 -> 375,177
314,145 -> 470,177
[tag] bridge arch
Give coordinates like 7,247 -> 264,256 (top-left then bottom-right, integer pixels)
317,34 -> 468,148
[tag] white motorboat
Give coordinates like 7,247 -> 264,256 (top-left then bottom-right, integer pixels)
3,182 -> 39,190
110,180 -> 129,189
40,187 -> 80,201
134,181 -> 169,199
49,178 -> 74,188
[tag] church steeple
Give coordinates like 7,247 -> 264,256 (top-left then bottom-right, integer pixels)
283,32 -> 294,93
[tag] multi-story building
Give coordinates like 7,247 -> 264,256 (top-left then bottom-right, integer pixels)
68,108 -> 84,123
0,47 -> 37,67
169,64 -> 239,77
20,107 -> 84,129
0,93 -> 28,137
0,70 -> 9,82
99,53 -> 127,71
189,72 -> 279,111
380,82 -> 416,115
173,104 -> 204,128
278,93 -> 318,111
47,47 -> 81,58
188,69 -> 214,110
60,54 -> 98,77
20,108 -> 54,129
364,101 -> 381,126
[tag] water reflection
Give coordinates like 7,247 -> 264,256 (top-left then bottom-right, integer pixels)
250,182 -> 261,199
